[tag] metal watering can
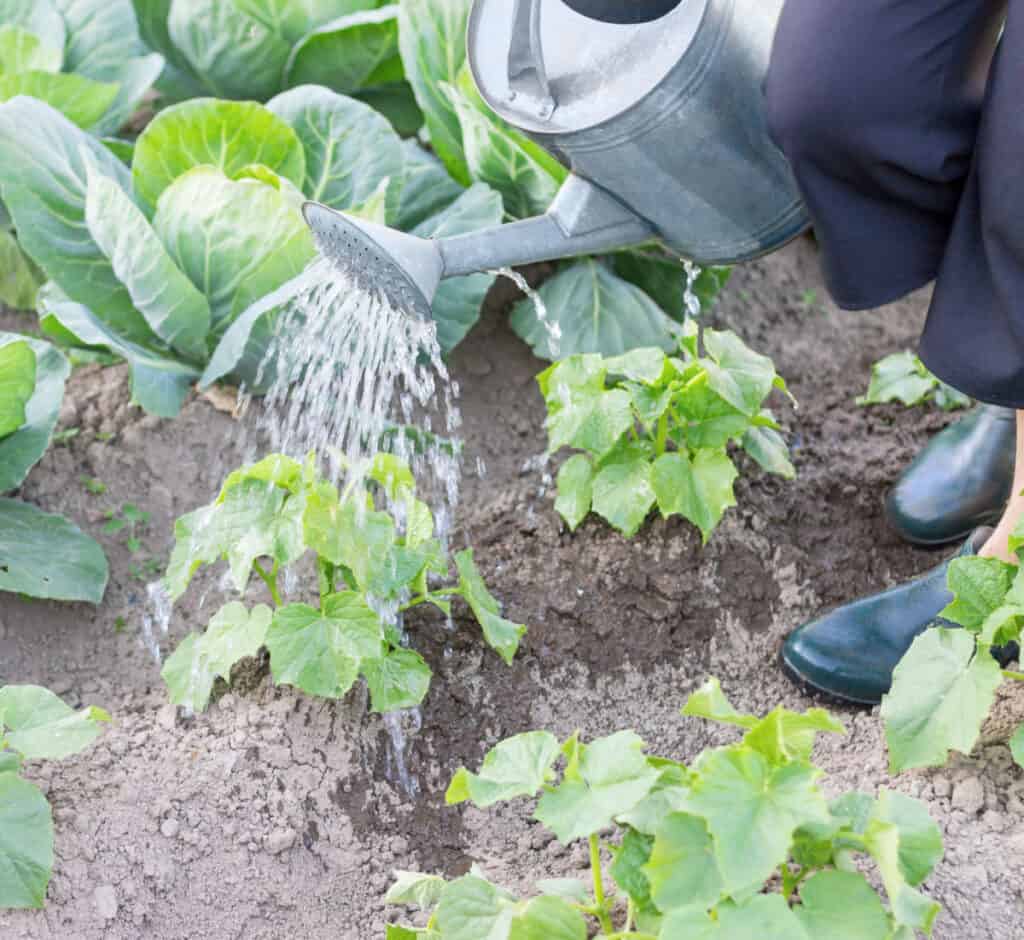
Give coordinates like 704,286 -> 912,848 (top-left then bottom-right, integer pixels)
302,0 -> 808,322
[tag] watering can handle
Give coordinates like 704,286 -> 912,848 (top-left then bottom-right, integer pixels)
507,0 -> 556,120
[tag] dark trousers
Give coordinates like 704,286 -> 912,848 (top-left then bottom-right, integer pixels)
766,0 -> 1022,408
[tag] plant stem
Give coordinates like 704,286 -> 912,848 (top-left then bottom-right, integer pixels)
254,559 -> 282,606
589,835 -> 615,935
400,588 -> 462,613
624,898 -> 635,933
1003,669 -> 1024,682
655,413 -> 669,456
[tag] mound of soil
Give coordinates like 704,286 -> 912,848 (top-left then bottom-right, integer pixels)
2,240 -> 1022,939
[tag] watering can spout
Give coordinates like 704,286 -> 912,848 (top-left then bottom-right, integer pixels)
302,175 -> 656,321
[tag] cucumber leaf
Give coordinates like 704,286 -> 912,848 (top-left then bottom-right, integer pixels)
0,685 -> 109,760
0,339 -> 34,439
0,771 -> 52,909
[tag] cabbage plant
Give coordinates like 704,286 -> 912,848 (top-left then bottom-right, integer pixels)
0,0 -> 164,310
0,88 -> 502,416
130,0 -> 422,134
0,331 -> 108,603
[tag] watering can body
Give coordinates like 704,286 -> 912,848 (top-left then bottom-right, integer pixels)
303,0 -> 809,321
469,0 -> 808,266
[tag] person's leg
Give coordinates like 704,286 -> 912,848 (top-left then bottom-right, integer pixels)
766,0 -> 1008,311
767,0 -> 1013,704
980,412 -> 1024,562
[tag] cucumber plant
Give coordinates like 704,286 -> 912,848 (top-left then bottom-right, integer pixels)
540,321 -> 795,542
0,685 -> 109,909
386,678 -> 943,939
859,352 -> 970,412
883,524 -> 1024,773
162,452 -> 525,713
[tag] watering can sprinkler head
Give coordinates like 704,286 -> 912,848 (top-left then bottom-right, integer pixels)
301,202 -> 442,322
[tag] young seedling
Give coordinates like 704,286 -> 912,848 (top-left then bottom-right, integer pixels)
0,685 -> 109,909
386,679 -> 943,939
103,503 -> 151,553
161,453 -> 525,714
859,352 -> 970,412
539,321 -> 795,542
883,513 -> 1024,772
80,476 -> 106,495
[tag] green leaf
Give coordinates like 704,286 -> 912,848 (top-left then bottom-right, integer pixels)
134,98 -> 305,214
0,771 -> 52,909
939,556 -> 1017,631
413,183 -> 503,352
266,595 -> 384,699
0,339 -> 34,439
84,166 -> 210,363
233,0 -> 368,44
165,477 -> 305,598
395,140 -> 464,230
0,685 -> 108,759
0,334 -> 67,490
268,84 -> 405,214
857,352 -> 935,408
0,229 -> 42,310
604,348 -> 670,385
0,752 -> 21,774
0,26 -> 62,73
682,746 -> 828,893
0,71 -> 120,129
444,74 -> 562,220
35,284 -> 198,418
882,627 -> 1003,772
591,445 -> 655,537
642,812 -> 723,912
539,357 -> 633,458
285,7 -> 402,95
52,0 -> 163,135
355,80 -> 423,136
435,876 -> 515,940
610,828 -> 655,910
1011,722 -> 1024,769
660,895 -> 811,940
0,498 -> 109,602
0,98 -> 154,345
681,677 -> 757,729
872,789 -> 943,887
863,819 -> 940,934
162,602 -> 272,712
535,731 -> 660,843
446,731 -> 560,807
455,548 -> 525,665
509,895 -> 587,940
166,0 -> 291,99
701,329 -> 781,418
651,450 -> 738,543
0,0 -> 66,54
794,870 -> 891,940
536,878 -> 590,905
363,648 -> 432,712
616,763 -> 690,836
513,260 -> 678,360
742,425 -> 796,480
154,166 -> 313,337
397,0 -> 472,184
613,252 -> 731,322
554,454 -> 594,532
741,707 -> 845,764
386,870 -> 447,909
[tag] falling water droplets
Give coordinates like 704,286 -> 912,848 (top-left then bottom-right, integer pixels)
140,580 -> 172,665
493,268 -> 561,358
683,259 -> 703,321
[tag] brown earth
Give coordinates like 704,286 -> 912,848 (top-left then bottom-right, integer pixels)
2,238 -> 1023,939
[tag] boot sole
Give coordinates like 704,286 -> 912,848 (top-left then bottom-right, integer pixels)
779,648 -> 881,708
884,507 -> 1004,548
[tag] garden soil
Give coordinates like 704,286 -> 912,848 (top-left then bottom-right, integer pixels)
2,238 -> 1023,939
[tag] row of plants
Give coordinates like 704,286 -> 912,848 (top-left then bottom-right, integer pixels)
387,679 -> 945,939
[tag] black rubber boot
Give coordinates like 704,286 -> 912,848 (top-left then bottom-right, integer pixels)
781,529 -> 1017,706
886,405 -> 1016,547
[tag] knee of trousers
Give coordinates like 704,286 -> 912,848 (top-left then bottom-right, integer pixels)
764,57 -> 868,171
